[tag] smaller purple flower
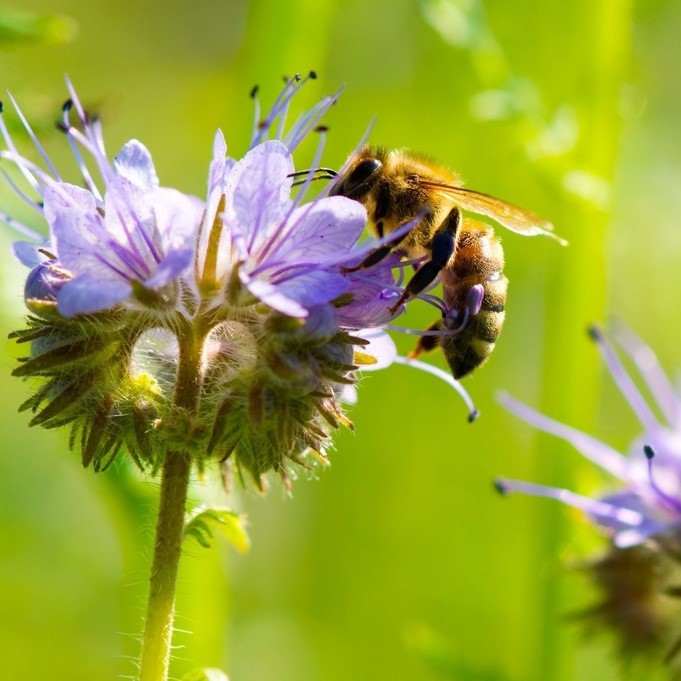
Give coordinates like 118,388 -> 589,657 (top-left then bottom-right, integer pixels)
1,87 -> 203,317
497,325 -> 681,548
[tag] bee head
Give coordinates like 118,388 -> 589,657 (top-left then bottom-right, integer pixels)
330,149 -> 384,200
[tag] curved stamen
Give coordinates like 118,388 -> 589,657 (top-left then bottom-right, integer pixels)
644,445 -> 681,515
0,208 -> 43,240
285,86 -> 344,152
393,355 -> 479,422
497,392 -> 630,479
1,168 -> 44,213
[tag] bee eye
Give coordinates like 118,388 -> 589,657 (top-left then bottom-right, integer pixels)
342,158 -> 382,194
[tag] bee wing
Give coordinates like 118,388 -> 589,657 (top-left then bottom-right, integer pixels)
424,182 -> 567,245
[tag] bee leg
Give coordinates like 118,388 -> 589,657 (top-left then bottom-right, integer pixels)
388,207 -> 461,313
407,320 -> 443,359
341,229 -> 408,273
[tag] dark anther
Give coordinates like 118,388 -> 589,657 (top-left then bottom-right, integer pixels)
315,125 -> 328,133
644,444 -> 655,460
55,122 -> 69,133
62,99 -> 73,112
309,70 -> 318,79
468,408 -> 480,423
0,101 -> 4,113
493,479 -> 508,495
587,324 -> 602,342
249,84 -> 259,99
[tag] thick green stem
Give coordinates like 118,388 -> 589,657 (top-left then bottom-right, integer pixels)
138,326 -> 204,681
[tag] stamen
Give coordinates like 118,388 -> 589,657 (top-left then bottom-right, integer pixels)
250,84 -> 261,148
588,324 -> 660,432
7,92 -> 60,179
60,105 -> 103,202
285,86 -> 345,152
1,168 -> 44,213
386,323 -> 463,337
612,323 -> 681,428
644,445 -> 681,515
494,478 -> 645,526
0,104 -> 41,193
0,208 -> 43,240
393,355 -> 479,422
0,150 -> 59,188
442,285 -> 485,332
250,74 -> 302,148
443,305 -> 470,333
64,76 -> 115,185
497,392 -> 630,479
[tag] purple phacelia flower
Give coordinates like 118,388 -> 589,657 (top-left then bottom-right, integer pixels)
1,87 -> 203,317
497,325 -> 681,548
1,74 -> 478,486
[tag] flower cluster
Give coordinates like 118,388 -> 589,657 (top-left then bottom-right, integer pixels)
496,325 -> 681,663
1,74 -> 475,489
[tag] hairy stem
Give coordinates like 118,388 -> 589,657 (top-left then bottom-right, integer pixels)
138,324 -> 204,681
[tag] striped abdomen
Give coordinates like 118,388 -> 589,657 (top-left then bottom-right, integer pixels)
439,221 -> 508,379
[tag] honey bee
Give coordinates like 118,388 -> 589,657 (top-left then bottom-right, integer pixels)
325,145 -> 564,379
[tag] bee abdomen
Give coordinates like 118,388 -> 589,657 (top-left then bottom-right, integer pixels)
443,274 -> 508,379
441,226 -> 508,379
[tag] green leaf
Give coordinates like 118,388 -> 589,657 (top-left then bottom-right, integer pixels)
183,506 -> 250,553
181,669 -> 229,681
0,6 -> 77,47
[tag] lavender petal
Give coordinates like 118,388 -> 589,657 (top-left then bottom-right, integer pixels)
113,140 -> 160,190
57,275 -> 132,317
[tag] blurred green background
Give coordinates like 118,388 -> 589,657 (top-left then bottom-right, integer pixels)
1,0 -> 680,679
